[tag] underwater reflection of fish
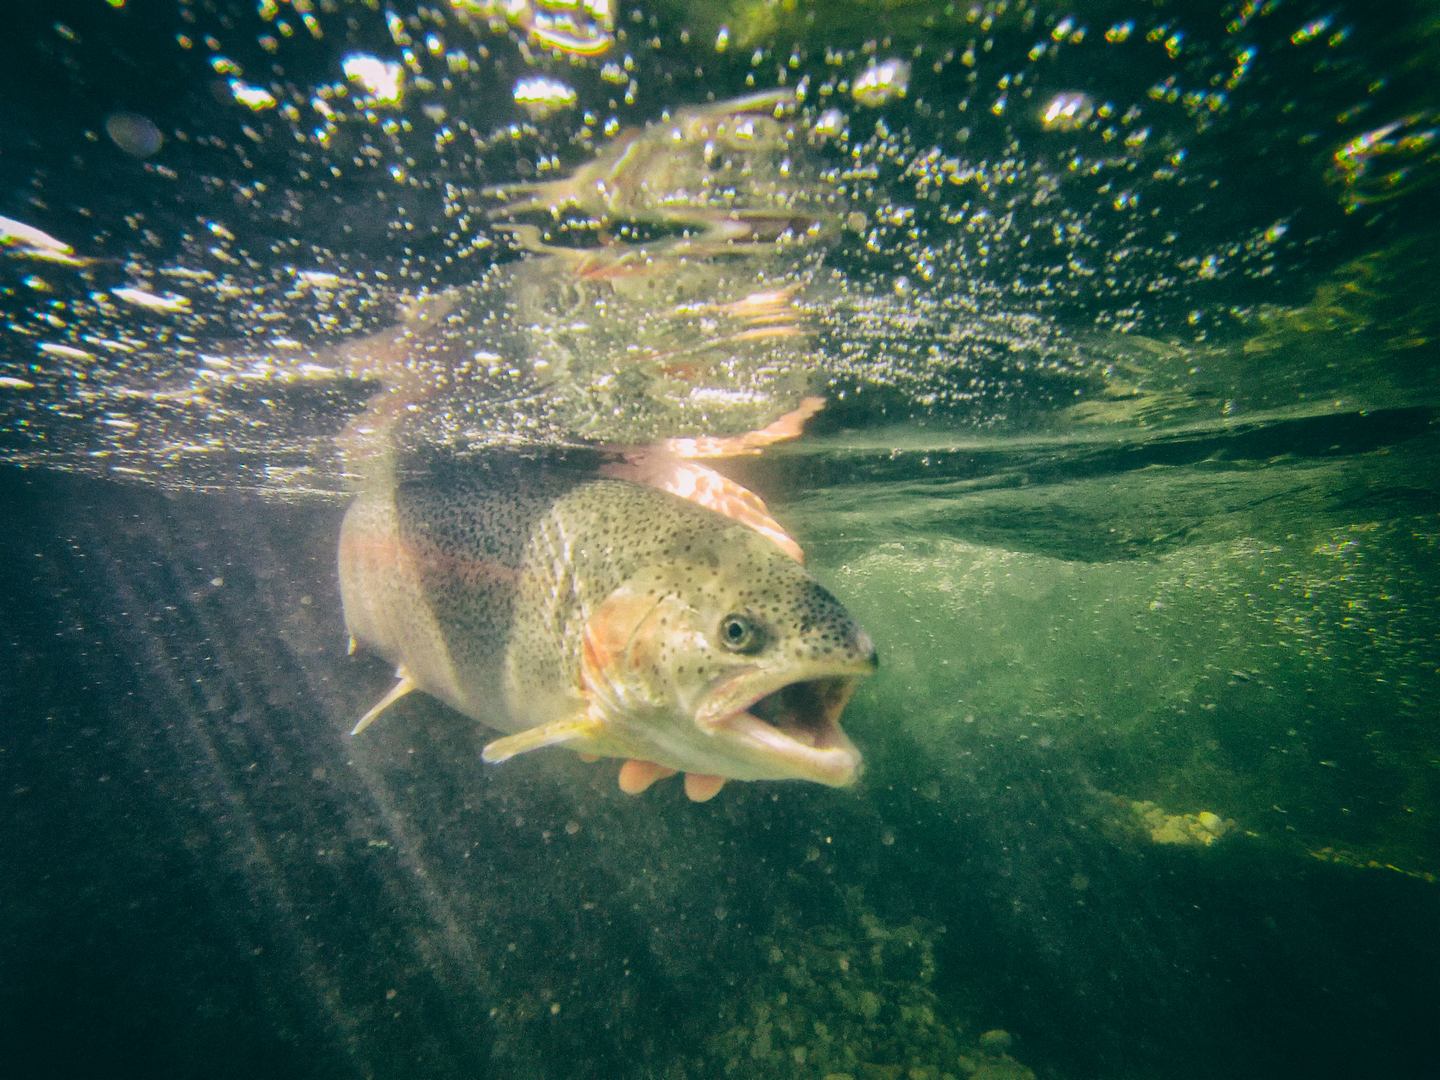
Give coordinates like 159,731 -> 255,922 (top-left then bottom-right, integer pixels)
339,460 -> 877,802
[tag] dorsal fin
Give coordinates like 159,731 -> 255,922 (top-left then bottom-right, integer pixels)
599,396 -> 823,562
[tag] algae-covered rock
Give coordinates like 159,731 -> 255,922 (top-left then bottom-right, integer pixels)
955,1052 -> 1037,1080
977,1029 -> 1013,1053
697,887 -> 1036,1078
1111,798 -> 1237,848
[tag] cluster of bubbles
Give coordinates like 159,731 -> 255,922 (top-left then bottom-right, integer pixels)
1,0 -> 1433,491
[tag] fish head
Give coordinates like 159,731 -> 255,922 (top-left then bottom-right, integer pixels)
582,524 -> 877,787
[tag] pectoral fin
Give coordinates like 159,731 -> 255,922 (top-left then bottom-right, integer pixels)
482,714 -> 605,764
352,667 -> 418,735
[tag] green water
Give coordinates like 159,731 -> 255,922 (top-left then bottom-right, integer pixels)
6,411 -> 1435,1078
3,0 -> 1439,1077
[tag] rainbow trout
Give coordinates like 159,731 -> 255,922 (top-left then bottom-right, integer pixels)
339,463 -> 876,801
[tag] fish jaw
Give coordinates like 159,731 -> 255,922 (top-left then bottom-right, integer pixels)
573,576 -> 874,787
690,659 -> 875,786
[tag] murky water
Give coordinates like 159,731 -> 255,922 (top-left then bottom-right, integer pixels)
3,1 -> 1438,1077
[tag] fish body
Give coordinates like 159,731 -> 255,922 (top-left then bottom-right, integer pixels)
339,463 -> 875,790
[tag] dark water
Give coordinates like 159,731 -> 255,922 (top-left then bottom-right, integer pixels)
3,1 -> 1439,1078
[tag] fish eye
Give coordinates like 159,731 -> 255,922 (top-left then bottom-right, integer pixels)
718,612 -> 765,654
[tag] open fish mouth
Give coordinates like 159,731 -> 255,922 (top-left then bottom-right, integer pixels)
697,670 -> 867,786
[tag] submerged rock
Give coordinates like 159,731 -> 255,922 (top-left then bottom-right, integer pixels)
1119,798 -> 1237,847
977,1029 -> 1013,1053
696,887 -> 1036,1078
